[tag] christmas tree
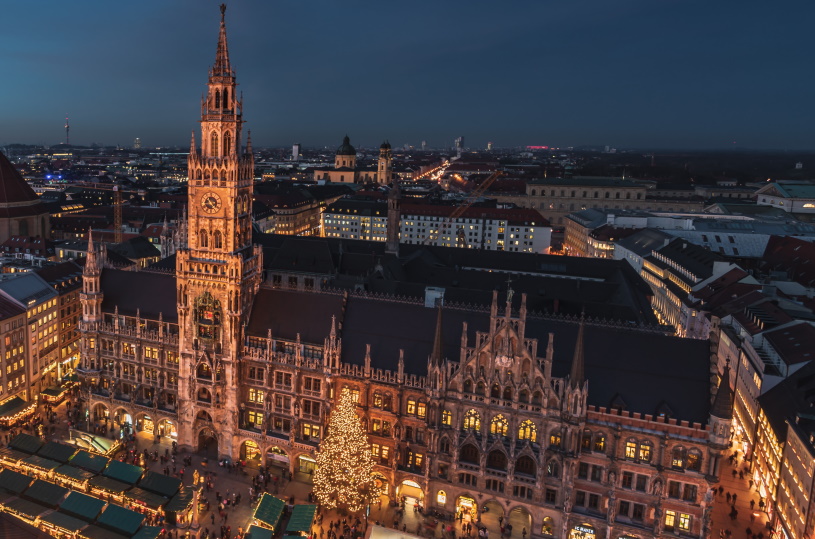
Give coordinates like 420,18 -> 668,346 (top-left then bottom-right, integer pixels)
313,387 -> 381,513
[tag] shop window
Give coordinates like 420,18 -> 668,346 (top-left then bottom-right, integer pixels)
437,490 -> 446,504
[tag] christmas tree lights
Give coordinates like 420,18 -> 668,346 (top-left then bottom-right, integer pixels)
313,387 -> 381,513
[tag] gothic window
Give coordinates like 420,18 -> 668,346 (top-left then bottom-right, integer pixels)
518,420 -> 537,442
546,460 -> 560,478
594,433 -> 606,452
639,441 -> 653,463
502,386 -> 512,400
214,90 -> 220,109
195,292 -> 222,341
671,446 -> 686,469
224,131 -> 232,155
687,448 -> 702,471
519,390 -> 528,403
491,384 -> 500,398
441,410 -> 452,426
476,382 -> 485,395
581,429 -> 592,451
222,88 -> 229,108
549,430 -> 561,448
532,391 -> 543,405
211,132 -> 219,156
199,230 -> 208,248
196,363 -> 212,380
486,450 -> 507,471
515,455 -> 536,477
490,414 -> 508,437
213,230 -> 223,249
463,380 -> 473,393
459,444 -> 479,465
463,409 -> 481,431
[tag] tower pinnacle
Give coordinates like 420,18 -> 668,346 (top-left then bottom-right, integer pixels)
213,4 -> 231,76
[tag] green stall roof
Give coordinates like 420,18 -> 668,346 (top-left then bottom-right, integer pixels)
41,511 -> 89,533
22,454 -> 61,472
286,504 -> 317,533
132,525 -> 164,539
103,460 -> 144,485
0,396 -> 32,419
246,525 -> 275,539
0,446 -> 29,463
8,432 -> 43,454
4,497 -> 49,520
88,475 -> 130,494
0,468 -> 35,494
23,479 -> 69,508
55,464 -> 96,483
97,503 -> 145,536
165,486 -> 194,513
70,450 -> 109,473
41,386 -> 67,397
124,487 -> 168,510
139,471 -> 181,497
79,523 -> 129,539
253,494 -> 286,531
38,441 -> 78,463
60,491 -> 107,522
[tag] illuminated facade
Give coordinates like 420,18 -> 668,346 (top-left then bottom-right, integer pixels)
76,7 -> 725,539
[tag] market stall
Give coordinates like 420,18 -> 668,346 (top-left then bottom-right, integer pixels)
0,395 -> 36,427
3,497 -> 49,524
164,486 -> 193,526
38,441 -> 79,464
95,503 -> 146,537
19,454 -> 61,479
246,525 -> 275,539
286,504 -> 317,536
0,468 -> 34,496
9,433 -> 44,455
252,493 -> 286,531
53,464 -> 95,491
102,460 -> 144,485
59,491 -> 106,523
22,479 -> 70,509
41,386 -> 69,404
122,486 -> 167,516
0,446 -> 29,470
69,450 -> 110,474
40,510 -> 89,538
88,475 -> 130,502
131,525 -> 164,539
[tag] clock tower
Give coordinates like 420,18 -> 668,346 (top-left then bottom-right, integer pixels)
175,4 -> 262,458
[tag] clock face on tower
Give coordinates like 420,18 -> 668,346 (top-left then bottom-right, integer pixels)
200,192 -> 222,213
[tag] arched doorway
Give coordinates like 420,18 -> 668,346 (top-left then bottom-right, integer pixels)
508,507 -> 532,537
398,479 -> 424,511
198,427 -> 218,458
113,408 -> 133,439
481,500 -> 505,532
455,495 -> 478,522
135,413 -> 153,435
240,440 -> 261,467
265,446 -> 289,472
157,419 -> 177,440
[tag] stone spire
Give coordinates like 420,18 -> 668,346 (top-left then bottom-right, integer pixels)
213,4 -> 231,76
711,361 -> 733,420
430,304 -> 444,366
569,313 -> 586,388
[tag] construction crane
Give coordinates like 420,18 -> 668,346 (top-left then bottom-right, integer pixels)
74,183 -> 124,243
422,170 -> 504,245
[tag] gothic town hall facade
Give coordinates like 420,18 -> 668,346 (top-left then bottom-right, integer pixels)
78,7 -> 729,539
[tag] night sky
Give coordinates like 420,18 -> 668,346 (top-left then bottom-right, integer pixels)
1,1 -> 813,150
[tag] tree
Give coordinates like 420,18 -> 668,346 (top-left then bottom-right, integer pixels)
313,387 -> 381,513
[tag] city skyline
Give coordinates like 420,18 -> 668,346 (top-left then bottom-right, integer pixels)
1,1 -> 813,150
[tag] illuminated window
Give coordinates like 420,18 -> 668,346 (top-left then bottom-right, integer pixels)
441,410 -> 452,426
490,414 -> 508,436
417,402 -> 426,419
407,399 -> 416,415
463,409 -> 481,431
549,431 -> 562,448
639,441 -> 653,462
437,490 -> 446,504
665,511 -> 676,531
518,420 -> 537,442
625,440 -> 637,459
594,434 -> 606,452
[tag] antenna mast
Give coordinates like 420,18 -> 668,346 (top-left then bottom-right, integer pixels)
64,115 -> 70,145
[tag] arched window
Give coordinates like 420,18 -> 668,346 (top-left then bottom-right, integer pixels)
625,438 -> 637,459
502,387 -> 512,400
372,393 -> 383,408
459,444 -> 479,464
518,420 -> 537,442
463,409 -> 481,431
546,460 -> 560,478
196,363 -> 212,380
532,391 -> 542,405
437,490 -> 446,504
441,410 -> 452,426
199,229 -> 208,248
440,438 -> 450,454
213,230 -> 223,249
519,390 -> 528,403
549,430 -> 561,448
463,380 -> 473,393
222,88 -> 229,108
214,90 -> 220,109
486,450 -> 507,471
687,448 -> 702,471
476,382 -> 486,396
581,429 -> 592,451
490,415 -> 508,437
515,455 -> 536,477
639,440 -> 653,463
210,132 -> 219,156
491,383 -> 500,398
224,131 -> 232,155
594,433 -> 606,453
672,446 -> 686,468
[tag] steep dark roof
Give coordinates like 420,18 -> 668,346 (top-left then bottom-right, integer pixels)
246,288 -> 711,423
100,269 -> 177,322
0,151 -> 40,205
110,236 -> 161,260
710,364 -> 733,419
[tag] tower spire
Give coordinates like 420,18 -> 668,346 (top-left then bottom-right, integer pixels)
213,4 -> 231,76
711,360 -> 733,419
430,304 -> 444,365
569,312 -> 586,388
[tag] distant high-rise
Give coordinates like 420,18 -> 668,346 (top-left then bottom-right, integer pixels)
487,141 -> 493,151
421,140 -> 427,151
134,137 -> 142,149
292,143 -> 301,161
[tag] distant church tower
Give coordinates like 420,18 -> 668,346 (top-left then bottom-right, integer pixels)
377,140 -> 392,185
334,135 -> 356,169
385,182 -> 401,254
175,4 -> 263,458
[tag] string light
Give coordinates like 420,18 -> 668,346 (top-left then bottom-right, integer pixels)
313,388 -> 380,513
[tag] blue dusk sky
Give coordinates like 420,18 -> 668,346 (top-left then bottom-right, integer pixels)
0,1 -> 813,150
